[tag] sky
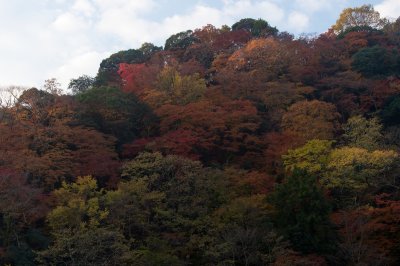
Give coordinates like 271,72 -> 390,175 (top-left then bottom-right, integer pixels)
0,0 -> 399,89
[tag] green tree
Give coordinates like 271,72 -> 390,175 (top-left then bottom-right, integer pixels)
268,169 -> 336,254
323,147 -> 399,192
381,96 -> 400,126
232,18 -> 278,37
164,30 -> 198,50
342,115 -> 383,150
283,140 -> 333,175
68,75 -> 95,94
107,152 -> 227,264
352,46 -> 399,77
77,86 -> 159,143
38,176 -> 129,265
207,195 -> 288,265
138,42 -> 162,58
155,66 -> 206,105
38,228 -> 129,266
47,176 -> 108,232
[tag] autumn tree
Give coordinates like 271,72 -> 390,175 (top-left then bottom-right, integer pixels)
0,168 -> 48,265
332,5 -> 387,34
153,66 -> 206,106
43,78 -> 62,96
96,49 -> 145,86
281,100 -> 341,143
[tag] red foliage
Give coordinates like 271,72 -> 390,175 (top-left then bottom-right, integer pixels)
123,129 -> 200,160
237,171 -> 275,194
332,194 -> 400,265
118,63 -> 160,96
0,167 -> 48,225
263,131 -> 302,174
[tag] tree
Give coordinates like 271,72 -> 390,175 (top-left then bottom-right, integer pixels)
283,140 -> 333,175
118,63 -> 160,97
332,5 -> 387,34
381,95 -> 400,126
38,176 -> 129,266
77,86 -> 159,144
43,78 -> 62,95
37,228 -> 129,266
0,168 -> 48,266
332,195 -> 400,265
164,30 -> 198,50
281,100 -> 341,142
323,147 -> 399,192
352,46 -> 399,77
155,66 -> 206,105
108,152 -> 227,264
68,75 -> 95,94
152,98 -> 262,165
268,169 -> 336,253
96,49 -> 145,86
206,195 -> 286,265
232,18 -> 278,37
138,42 -> 162,58
342,115 -> 383,150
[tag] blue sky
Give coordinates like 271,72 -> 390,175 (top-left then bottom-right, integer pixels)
0,0 -> 399,89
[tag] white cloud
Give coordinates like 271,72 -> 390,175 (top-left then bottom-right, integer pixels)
48,51 -> 110,88
222,0 -> 285,24
92,0 -> 156,13
52,12 -> 89,32
287,11 -> 310,33
0,0 -> 356,89
72,0 -> 95,17
94,0 -> 286,47
375,0 -> 400,20
294,0 -> 331,13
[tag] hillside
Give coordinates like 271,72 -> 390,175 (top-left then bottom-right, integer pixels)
1,5 -> 400,265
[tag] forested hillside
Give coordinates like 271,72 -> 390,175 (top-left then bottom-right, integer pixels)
1,4 -> 400,265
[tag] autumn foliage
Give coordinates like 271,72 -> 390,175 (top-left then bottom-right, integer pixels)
1,9 -> 400,266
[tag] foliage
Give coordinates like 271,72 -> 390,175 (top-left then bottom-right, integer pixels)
155,66 -> 206,106
3,10 -> 400,264
323,147 -> 399,191
381,95 -> 400,126
268,169 -> 336,254
281,100 -> 341,142
332,5 -> 387,34
352,45 -> 399,77
96,49 -> 145,85
68,75 -> 95,94
342,115 -> 383,150
77,86 -> 159,143
283,140 -> 333,175
232,18 -> 278,37
164,30 -> 198,50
